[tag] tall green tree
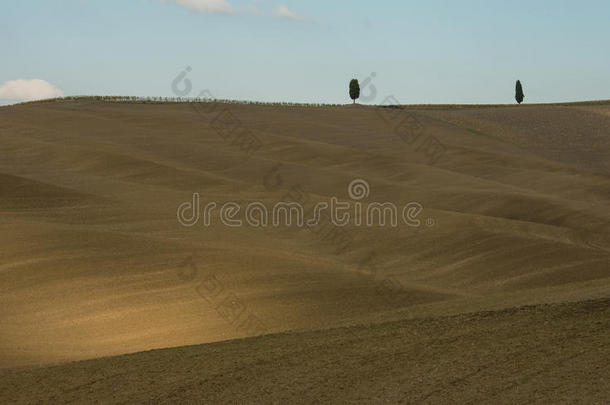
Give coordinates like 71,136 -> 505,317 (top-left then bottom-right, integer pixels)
349,79 -> 360,104
515,80 -> 524,104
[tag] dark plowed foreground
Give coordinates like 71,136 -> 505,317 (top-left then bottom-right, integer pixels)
1,299 -> 607,404
0,100 -> 609,402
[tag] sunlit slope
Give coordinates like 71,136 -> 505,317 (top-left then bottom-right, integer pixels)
1,298 -> 607,404
0,100 -> 609,367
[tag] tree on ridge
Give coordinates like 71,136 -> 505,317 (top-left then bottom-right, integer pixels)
515,80 -> 525,104
349,79 -> 360,104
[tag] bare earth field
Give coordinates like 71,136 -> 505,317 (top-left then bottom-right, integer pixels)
0,100 -> 609,403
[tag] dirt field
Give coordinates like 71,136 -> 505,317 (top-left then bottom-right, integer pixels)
0,100 -> 608,403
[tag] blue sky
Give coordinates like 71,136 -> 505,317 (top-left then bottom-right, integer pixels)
1,0 -> 609,104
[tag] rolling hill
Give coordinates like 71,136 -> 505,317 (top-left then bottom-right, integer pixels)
0,99 -> 608,403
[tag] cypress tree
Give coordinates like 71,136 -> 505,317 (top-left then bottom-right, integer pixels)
349,79 -> 360,104
515,80 -> 524,104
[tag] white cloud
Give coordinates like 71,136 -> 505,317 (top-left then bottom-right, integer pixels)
0,79 -> 63,102
168,0 -> 234,13
275,5 -> 304,21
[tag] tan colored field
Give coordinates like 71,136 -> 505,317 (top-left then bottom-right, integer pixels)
0,100 -> 609,403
